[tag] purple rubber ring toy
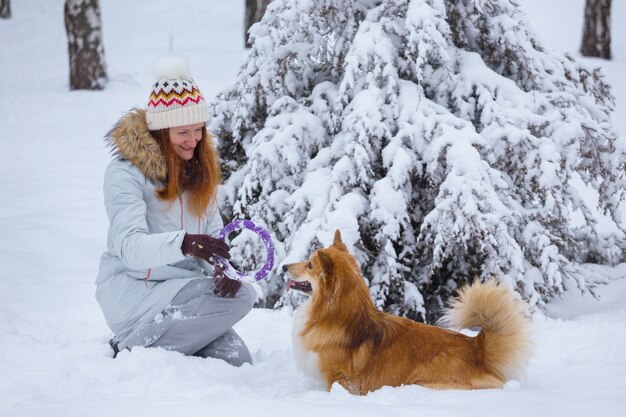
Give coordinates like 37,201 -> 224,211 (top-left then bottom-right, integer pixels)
217,219 -> 275,282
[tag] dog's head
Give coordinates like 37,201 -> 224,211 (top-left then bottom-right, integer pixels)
283,230 -> 361,296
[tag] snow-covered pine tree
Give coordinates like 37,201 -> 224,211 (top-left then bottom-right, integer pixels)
210,0 -> 624,321
211,0 -> 361,306
438,0 -> 624,308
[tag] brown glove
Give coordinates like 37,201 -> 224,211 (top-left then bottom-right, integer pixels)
213,264 -> 242,298
181,233 -> 231,263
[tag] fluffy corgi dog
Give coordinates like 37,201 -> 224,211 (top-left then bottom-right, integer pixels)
284,230 -> 532,395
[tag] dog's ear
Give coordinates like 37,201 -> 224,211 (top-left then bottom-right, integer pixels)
316,250 -> 334,277
332,229 -> 348,252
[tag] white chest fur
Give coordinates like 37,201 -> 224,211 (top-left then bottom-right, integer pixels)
291,300 -> 323,383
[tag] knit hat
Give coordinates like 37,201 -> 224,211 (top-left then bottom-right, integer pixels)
145,56 -> 209,130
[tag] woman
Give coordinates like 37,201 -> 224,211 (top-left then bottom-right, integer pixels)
95,58 -> 255,366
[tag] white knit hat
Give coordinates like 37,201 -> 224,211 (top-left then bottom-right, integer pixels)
145,57 -> 209,130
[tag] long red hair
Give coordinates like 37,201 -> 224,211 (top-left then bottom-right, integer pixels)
151,127 -> 221,218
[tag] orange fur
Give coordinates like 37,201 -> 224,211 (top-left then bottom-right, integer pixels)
285,230 -> 532,395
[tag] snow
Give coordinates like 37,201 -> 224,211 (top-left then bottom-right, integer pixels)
0,0 -> 625,416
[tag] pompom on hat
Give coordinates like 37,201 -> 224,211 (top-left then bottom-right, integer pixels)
145,56 -> 209,130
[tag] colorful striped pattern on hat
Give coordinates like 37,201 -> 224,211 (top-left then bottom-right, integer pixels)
145,78 -> 209,130
148,80 -> 204,108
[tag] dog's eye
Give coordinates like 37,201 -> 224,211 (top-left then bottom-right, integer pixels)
307,262 -> 313,269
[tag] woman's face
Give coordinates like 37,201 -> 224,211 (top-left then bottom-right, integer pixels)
169,123 -> 205,160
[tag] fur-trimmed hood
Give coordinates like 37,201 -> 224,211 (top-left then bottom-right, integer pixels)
105,108 -> 167,183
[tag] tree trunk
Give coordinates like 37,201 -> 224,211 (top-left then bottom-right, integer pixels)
64,0 -> 107,90
0,0 -> 10,19
580,0 -> 611,59
244,0 -> 271,48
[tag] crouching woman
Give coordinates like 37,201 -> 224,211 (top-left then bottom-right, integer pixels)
95,60 -> 255,365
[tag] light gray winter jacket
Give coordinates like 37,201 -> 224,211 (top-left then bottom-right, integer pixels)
95,108 -> 223,349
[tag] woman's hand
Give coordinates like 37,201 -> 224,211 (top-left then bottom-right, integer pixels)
213,264 -> 242,298
181,233 -> 231,263
182,234 -> 240,297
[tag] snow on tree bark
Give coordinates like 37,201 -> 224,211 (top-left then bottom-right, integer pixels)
245,0 -> 272,48
580,0 -> 612,59
210,0 -> 625,321
0,0 -> 10,19
64,0 -> 107,90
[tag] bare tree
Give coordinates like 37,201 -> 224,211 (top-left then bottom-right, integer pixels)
245,0 -> 271,48
64,0 -> 107,90
581,0 -> 612,59
0,0 -> 10,19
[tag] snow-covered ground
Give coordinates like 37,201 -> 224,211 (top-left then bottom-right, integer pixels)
0,1 -> 624,416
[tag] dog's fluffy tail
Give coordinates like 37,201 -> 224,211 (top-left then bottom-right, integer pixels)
441,280 -> 533,383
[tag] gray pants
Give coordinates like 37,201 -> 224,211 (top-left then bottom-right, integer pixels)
124,278 -> 256,366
